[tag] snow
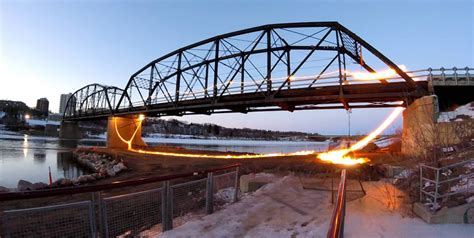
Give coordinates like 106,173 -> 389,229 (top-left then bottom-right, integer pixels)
373,137 -> 395,148
438,102 -> 474,122
143,136 -> 328,147
159,175 -> 474,238
214,187 -> 236,205
26,119 -> 61,126
346,182 -> 472,238
394,169 -> 414,179
85,133 -> 329,151
450,177 -> 474,193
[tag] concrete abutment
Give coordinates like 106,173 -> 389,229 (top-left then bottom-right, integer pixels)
107,116 -> 147,149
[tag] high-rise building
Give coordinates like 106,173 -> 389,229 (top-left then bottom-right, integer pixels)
36,98 -> 49,116
59,93 -> 72,114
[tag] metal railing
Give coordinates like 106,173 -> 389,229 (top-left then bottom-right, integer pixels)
0,164 -> 240,237
327,169 -> 347,238
427,67 -> 473,86
420,158 -> 474,212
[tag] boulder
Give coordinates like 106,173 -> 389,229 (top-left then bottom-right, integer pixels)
112,162 -> 127,173
77,175 -> 88,183
106,169 -> 116,177
32,182 -> 48,190
77,174 -> 96,183
61,178 -> 72,186
53,178 -> 72,187
17,180 -> 33,191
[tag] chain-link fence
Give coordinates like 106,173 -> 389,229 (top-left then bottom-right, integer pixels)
0,165 -> 240,237
2,201 -> 95,238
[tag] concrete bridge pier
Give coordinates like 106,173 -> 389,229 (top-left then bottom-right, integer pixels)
59,121 -> 81,140
401,95 -> 439,156
107,116 -> 147,149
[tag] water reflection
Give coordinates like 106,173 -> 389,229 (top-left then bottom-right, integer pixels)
57,151 -> 86,179
1,129 -> 327,188
23,134 -> 28,158
0,132 -> 90,188
59,139 -> 79,148
33,152 -> 46,163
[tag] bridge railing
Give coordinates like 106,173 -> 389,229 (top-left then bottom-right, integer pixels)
419,158 -> 474,213
133,67 -> 473,107
427,67 -> 473,86
327,169 -> 347,238
0,164 -> 240,237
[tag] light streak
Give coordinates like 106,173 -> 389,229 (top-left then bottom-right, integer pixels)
317,107 -> 404,165
347,65 -> 408,81
113,106 -> 404,165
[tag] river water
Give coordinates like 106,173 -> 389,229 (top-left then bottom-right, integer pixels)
0,126 -> 328,188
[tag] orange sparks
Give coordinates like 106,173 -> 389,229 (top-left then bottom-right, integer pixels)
317,107 -> 404,165
347,65 -> 408,81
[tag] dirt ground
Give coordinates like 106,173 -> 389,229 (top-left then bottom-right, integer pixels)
76,145 -> 408,187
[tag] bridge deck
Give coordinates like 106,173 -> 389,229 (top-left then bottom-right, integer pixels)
67,81 -> 428,121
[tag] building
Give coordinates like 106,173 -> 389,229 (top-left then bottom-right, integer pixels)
36,98 -> 49,116
59,93 -> 72,114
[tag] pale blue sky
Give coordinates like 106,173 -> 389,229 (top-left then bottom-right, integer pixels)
1,0 -> 473,134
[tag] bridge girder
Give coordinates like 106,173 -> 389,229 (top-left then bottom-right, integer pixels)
64,84 -> 130,119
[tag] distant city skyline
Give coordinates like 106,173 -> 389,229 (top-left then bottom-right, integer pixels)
59,93 -> 72,114
1,0 -> 472,134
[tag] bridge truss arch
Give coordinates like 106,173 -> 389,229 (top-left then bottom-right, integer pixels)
115,22 -> 421,116
64,84 -> 130,119
65,22 -> 431,121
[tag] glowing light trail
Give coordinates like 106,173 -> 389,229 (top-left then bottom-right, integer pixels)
114,116 -> 317,159
317,107 -> 404,165
114,107 -> 403,164
347,65 -> 408,81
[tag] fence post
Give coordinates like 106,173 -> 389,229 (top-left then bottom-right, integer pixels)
93,191 -> 106,238
88,196 -> 98,238
206,172 -> 214,214
233,167 -> 240,203
419,166 -> 423,202
161,181 -> 173,232
433,169 -> 439,213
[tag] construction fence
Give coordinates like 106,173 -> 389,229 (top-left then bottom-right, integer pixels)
0,165 -> 240,238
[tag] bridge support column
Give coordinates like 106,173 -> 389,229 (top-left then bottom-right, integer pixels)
107,116 -> 147,149
59,121 -> 81,139
401,95 -> 439,157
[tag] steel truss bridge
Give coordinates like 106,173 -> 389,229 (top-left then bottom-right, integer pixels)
63,22 -> 472,121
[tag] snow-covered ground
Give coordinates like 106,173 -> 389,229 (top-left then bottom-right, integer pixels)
159,175 -> 474,238
438,102 -> 474,122
374,136 -> 398,148
144,136 -> 328,147
26,119 -> 61,126
87,132 -> 328,147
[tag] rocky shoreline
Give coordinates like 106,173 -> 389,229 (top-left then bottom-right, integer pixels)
0,149 -> 128,192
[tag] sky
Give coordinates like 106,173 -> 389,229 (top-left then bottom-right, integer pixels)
1,0 -> 473,135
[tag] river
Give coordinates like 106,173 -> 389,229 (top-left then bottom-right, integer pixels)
0,126 -> 328,188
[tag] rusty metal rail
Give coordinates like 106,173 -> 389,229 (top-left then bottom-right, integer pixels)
327,169 -> 347,238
